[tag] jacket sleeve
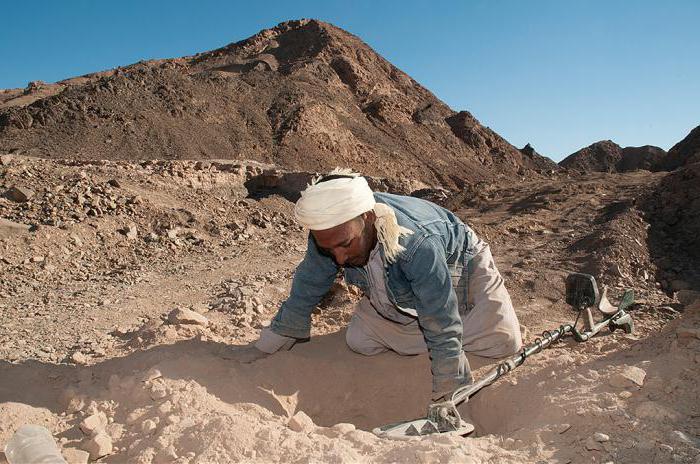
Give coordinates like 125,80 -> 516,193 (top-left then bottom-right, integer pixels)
269,234 -> 338,339
401,235 -> 469,394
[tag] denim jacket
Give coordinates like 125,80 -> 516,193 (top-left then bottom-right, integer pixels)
270,192 -> 480,393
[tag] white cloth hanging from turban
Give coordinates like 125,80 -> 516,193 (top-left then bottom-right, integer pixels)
294,170 -> 413,263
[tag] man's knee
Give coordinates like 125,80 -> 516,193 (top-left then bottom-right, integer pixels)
345,324 -> 384,356
497,324 -> 523,357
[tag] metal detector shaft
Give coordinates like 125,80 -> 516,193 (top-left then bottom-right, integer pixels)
451,308 -> 630,405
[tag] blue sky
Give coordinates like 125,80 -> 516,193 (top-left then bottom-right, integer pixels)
1,0 -> 698,161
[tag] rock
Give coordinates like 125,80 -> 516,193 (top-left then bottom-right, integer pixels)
584,437 -> 603,451
669,430 -> 700,447
121,223 -> 138,240
677,290 -> 700,306
81,432 -> 112,460
4,186 -> 35,202
80,412 -> 108,436
62,447 -> 90,464
0,154 -> 14,165
149,383 -> 168,400
167,308 -> 208,326
70,234 -> 83,247
618,390 -> 633,399
288,411 -> 315,433
154,445 -> 178,463
0,218 -> 30,238
107,179 -> 121,188
332,423 -> 356,434
594,432 -> 610,442
609,365 -> 646,388
70,351 -> 89,365
141,419 -> 158,434
105,423 -> 124,441
157,401 -> 172,415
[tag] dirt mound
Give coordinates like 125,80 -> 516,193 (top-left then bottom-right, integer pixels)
518,143 -> 561,173
664,125 -> 700,170
0,19 -> 554,189
644,161 -> 700,293
619,145 -> 668,172
560,140 -> 668,173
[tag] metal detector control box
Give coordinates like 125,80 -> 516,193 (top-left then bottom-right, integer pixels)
565,273 -> 600,310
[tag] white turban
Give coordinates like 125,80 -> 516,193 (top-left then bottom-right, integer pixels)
294,169 -> 413,263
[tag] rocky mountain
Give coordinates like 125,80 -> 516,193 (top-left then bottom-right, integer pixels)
664,125 -> 700,170
0,19 -> 557,189
560,140 -> 668,173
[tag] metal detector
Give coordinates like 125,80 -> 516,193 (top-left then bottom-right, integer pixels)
373,273 -> 635,440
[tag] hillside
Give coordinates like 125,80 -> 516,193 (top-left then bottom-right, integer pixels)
0,19 -> 559,189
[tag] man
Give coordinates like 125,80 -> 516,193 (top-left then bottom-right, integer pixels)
250,169 -> 522,401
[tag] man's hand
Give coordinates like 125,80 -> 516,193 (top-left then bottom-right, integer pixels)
219,327 -> 306,363
217,343 -> 268,362
426,398 -> 462,433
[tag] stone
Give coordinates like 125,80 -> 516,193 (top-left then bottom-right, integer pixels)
122,223 -> 138,240
62,447 -> 90,464
0,218 -> 30,238
288,411 -> 315,433
70,351 -> 89,365
167,308 -> 208,326
677,290 -> 700,306
609,365 -> 646,388
80,412 -> 108,436
669,430 -> 700,447
154,445 -> 178,463
585,437 -> 603,451
81,432 -> 112,460
618,390 -> 633,399
157,401 -> 173,415
0,154 -> 14,165
105,423 -> 124,441
594,432 -> 610,442
4,186 -> 35,202
141,419 -> 157,434
332,423 -> 356,434
149,383 -> 168,400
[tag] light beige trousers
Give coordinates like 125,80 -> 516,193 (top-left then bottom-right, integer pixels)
345,242 -> 522,358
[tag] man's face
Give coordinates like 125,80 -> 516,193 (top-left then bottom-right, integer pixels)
312,213 -> 376,267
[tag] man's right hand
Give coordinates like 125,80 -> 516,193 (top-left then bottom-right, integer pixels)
221,327 -> 303,363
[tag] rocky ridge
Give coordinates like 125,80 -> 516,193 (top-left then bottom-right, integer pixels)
0,19 -> 559,189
